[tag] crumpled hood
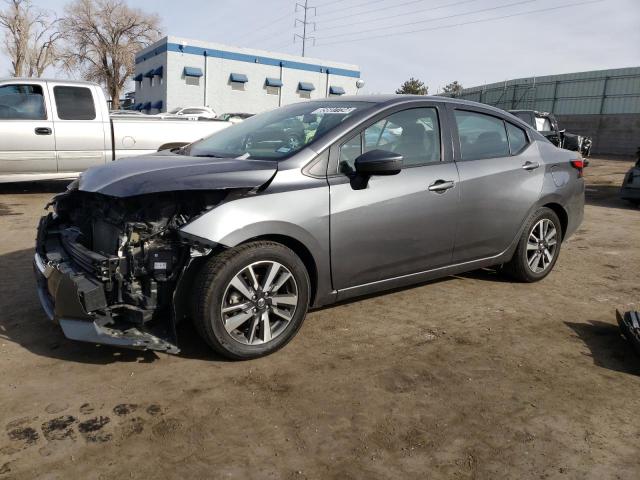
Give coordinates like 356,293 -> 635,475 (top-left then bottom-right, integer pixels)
78,152 -> 278,197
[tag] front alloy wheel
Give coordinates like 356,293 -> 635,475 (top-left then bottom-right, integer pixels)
221,261 -> 298,345
193,241 -> 310,360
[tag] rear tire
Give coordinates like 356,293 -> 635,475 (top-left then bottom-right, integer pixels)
504,207 -> 562,282
192,241 -> 310,360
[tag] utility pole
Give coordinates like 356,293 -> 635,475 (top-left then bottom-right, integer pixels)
294,0 -> 316,57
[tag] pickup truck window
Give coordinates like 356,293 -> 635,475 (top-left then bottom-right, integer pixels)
0,84 -> 46,120
53,86 -> 96,120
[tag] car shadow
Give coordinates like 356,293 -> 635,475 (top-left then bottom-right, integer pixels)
584,184 -> 638,211
0,248 -> 226,364
0,180 -> 72,195
565,320 -> 640,376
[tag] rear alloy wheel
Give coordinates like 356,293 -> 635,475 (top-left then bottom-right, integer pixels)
193,241 -> 310,359
504,207 -> 562,282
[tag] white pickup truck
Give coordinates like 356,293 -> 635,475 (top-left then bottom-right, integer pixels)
0,79 -> 232,182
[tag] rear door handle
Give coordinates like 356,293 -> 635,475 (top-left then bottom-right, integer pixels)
35,127 -> 52,135
428,179 -> 455,193
522,161 -> 540,171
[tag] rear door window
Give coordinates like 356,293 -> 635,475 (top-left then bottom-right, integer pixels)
53,86 -> 96,120
0,84 -> 46,120
454,110 -> 509,160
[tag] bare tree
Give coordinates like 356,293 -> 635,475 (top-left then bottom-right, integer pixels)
0,0 -> 60,77
60,0 -> 161,109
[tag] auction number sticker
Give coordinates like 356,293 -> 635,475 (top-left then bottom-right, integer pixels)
311,107 -> 356,115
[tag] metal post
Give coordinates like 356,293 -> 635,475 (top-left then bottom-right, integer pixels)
203,51 -> 208,106
550,80 -> 558,113
599,76 -> 609,115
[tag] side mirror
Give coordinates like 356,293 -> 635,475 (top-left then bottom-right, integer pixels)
354,149 -> 403,176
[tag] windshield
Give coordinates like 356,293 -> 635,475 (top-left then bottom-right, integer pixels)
187,101 -> 374,160
168,108 -> 181,114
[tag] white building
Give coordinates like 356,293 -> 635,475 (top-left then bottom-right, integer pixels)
133,36 -> 362,115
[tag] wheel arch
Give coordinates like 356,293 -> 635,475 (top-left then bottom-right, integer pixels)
239,234 -> 319,306
541,202 -> 568,239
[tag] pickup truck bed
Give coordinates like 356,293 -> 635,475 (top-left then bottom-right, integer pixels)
0,79 -> 231,182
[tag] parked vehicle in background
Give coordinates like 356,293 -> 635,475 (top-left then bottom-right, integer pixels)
216,112 -> 254,124
157,106 -> 217,120
109,110 -> 147,116
620,147 -> 640,205
0,79 -> 232,182
34,96 -> 585,359
509,110 -> 592,158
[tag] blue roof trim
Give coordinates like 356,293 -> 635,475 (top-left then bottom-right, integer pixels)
135,42 -> 360,78
329,85 -> 346,95
265,77 -> 283,87
184,66 -> 203,77
133,74 -> 143,82
144,69 -> 155,78
229,73 -> 248,83
298,81 -> 315,92
152,100 -> 163,109
153,66 -> 163,77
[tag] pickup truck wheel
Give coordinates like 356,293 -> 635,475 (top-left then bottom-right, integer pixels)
504,207 -> 562,282
192,241 -> 310,360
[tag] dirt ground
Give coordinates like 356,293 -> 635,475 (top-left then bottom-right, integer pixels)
0,157 -> 639,479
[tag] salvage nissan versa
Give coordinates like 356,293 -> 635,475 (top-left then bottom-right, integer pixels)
34,96 -> 585,359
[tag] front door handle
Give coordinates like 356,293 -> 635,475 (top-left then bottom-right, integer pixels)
522,161 -> 540,171
34,127 -> 52,135
428,179 -> 455,193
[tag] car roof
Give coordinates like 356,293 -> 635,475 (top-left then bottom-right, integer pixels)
313,94 -> 514,117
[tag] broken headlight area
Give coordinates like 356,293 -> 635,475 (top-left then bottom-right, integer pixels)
35,190 -> 226,352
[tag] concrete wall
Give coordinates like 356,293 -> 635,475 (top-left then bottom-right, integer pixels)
556,114 -> 640,156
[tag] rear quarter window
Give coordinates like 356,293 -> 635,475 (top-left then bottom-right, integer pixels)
53,86 -> 96,120
506,123 -> 529,154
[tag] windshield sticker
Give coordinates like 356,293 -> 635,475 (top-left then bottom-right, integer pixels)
276,146 -> 292,153
311,107 -> 356,115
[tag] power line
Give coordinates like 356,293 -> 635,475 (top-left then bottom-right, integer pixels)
314,0 -> 345,7
317,0 -> 535,40
314,0 -> 388,19
318,0 -> 482,32
240,10 -> 296,46
316,0 -> 604,46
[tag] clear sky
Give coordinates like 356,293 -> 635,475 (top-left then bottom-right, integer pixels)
1,0 -> 639,93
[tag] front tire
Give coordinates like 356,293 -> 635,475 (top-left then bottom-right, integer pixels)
192,241 -> 310,360
504,207 -> 562,282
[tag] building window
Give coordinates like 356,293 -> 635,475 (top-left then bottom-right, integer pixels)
229,73 -> 248,91
184,66 -> 203,86
298,81 -> 315,99
265,77 -> 282,96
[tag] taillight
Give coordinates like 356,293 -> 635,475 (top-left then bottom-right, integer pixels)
570,158 -> 584,177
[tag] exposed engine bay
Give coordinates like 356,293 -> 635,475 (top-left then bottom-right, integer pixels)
35,188 -> 229,352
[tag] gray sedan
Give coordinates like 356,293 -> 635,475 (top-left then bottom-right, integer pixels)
34,96 -> 585,359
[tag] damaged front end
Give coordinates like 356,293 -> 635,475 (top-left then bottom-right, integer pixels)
34,188 -> 226,353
